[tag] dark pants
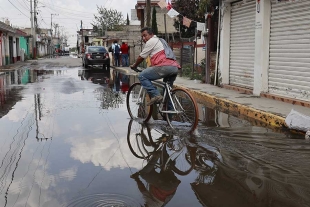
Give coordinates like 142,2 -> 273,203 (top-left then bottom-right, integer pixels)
114,53 -> 120,66
122,54 -> 129,66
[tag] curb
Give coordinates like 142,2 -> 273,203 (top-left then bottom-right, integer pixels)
0,62 -> 32,70
175,84 -> 287,128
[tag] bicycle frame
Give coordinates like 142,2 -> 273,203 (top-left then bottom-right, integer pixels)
138,80 -> 185,115
127,67 -> 199,133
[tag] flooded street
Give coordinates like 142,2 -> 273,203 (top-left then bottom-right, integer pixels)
0,58 -> 309,207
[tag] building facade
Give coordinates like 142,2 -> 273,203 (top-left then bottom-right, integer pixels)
135,0 -> 177,34
0,21 -> 28,66
219,0 -> 310,102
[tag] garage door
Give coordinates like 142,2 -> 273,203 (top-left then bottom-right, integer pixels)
269,0 -> 310,101
229,0 -> 256,88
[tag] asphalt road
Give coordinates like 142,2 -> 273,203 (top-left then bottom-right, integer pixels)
0,56 -> 309,207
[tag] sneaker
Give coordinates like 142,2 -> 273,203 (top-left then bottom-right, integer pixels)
147,95 -> 163,106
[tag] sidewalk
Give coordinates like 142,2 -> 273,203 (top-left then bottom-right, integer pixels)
0,60 -> 35,70
112,66 -> 310,129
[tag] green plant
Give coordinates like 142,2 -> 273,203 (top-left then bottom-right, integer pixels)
181,64 -> 203,80
152,6 -> 158,35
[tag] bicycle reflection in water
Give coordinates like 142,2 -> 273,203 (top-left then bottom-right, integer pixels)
127,119 -> 220,206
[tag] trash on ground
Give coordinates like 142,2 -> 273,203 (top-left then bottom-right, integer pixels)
285,109 -> 310,133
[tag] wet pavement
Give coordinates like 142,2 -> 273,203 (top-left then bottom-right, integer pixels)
0,62 -> 310,207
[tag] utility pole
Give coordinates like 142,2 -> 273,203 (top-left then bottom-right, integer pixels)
56,24 -> 60,38
81,20 -> 84,53
50,14 -> 58,56
146,0 -> 151,27
30,0 -> 34,59
33,0 -> 37,59
205,9 -> 212,84
164,14 -> 168,41
51,14 -> 58,38
53,23 -> 58,37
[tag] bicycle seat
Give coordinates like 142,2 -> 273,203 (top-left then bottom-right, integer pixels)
163,74 -> 177,84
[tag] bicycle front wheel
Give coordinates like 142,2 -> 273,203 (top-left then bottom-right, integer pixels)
165,88 -> 199,133
126,83 -> 153,122
127,119 -> 156,159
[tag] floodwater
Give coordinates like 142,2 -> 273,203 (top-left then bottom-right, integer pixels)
0,66 -> 309,207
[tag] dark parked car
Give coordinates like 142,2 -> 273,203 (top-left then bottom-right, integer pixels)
82,46 -> 110,70
81,69 -> 110,85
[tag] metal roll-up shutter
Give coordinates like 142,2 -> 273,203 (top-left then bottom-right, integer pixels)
230,0 -> 256,88
269,0 -> 310,101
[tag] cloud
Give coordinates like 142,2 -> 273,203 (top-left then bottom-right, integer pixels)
68,133 -> 144,171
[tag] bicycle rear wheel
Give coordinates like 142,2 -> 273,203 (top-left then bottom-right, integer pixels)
165,88 -> 198,133
126,83 -> 153,122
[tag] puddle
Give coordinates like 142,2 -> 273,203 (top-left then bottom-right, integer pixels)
0,67 -> 309,207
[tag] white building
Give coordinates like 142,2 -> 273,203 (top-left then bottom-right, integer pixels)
218,0 -> 310,102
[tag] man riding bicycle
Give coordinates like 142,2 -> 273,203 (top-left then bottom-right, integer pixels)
130,27 -> 181,106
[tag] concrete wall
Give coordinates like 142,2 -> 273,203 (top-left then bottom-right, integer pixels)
218,0 -> 271,96
19,37 -> 28,56
105,25 -> 142,65
5,35 -> 9,64
37,43 -> 47,57
92,38 -> 103,46
12,36 -> 17,63
154,7 -> 177,34
0,33 -> 3,66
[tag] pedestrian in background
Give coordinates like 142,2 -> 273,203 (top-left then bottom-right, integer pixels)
121,42 -> 129,67
112,40 -> 121,67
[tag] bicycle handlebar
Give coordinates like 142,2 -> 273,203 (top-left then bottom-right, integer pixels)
130,66 -> 143,73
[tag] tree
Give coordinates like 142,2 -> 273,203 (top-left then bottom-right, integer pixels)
93,6 -> 125,32
151,7 -> 158,35
127,13 -> 130,25
173,0 -> 214,38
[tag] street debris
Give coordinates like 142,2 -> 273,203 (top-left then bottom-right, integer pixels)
285,109 -> 310,134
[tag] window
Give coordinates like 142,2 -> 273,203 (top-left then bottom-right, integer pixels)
88,47 -> 107,53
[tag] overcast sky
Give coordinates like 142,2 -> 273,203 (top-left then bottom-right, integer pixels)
0,0 -> 137,46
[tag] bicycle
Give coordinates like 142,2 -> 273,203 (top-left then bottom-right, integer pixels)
127,119 -> 197,176
126,67 -> 199,133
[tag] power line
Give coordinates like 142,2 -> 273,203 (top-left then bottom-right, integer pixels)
7,0 -> 29,18
107,0 -> 115,7
15,0 -> 29,10
38,13 -> 49,27
42,5 -> 94,20
39,1 -> 95,14
43,17 -> 93,20
0,6 -> 8,15
21,0 -> 30,9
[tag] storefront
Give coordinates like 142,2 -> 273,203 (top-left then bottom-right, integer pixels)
229,0 -> 256,89
268,0 -> 310,101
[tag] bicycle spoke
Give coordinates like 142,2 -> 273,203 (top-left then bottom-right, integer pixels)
165,89 -> 198,133
126,83 -> 153,122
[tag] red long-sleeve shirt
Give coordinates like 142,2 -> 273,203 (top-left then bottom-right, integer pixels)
120,44 -> 129,54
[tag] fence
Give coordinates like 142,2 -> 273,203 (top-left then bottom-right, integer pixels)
169,42 -> 208,81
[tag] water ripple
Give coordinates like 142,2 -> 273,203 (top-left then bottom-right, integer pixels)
63,193 -> 142,207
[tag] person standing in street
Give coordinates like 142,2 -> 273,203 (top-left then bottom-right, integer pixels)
121,42 -> 129,67
112,40 -> 121,67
